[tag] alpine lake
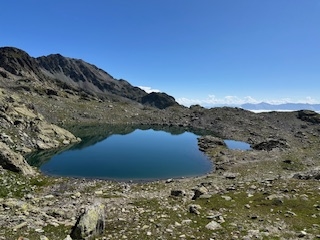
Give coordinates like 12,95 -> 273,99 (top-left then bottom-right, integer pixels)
26,125 -> 251,182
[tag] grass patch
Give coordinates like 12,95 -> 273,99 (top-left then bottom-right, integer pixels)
280,154 -> 305,171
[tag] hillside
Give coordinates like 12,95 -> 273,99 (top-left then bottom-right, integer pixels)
0,47 -> 178,109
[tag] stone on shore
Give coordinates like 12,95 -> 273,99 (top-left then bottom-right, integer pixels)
70,203 -> 105,240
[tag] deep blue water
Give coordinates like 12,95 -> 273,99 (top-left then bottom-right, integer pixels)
39,129 -> 212,181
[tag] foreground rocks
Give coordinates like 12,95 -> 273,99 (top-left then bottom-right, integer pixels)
0,88 -> 80,173
70,203 -> 105,240
0,162 -> 319,240
0,142 -> 35,175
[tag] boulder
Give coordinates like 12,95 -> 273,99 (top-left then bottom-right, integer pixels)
70,203 -> 105,240
0,142 -> 36,175
198,136 -> 226,151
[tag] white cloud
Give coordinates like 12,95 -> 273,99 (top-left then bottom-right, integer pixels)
138,86 -> 161,94
176,95 -> 320,107
177,95 -> 259,107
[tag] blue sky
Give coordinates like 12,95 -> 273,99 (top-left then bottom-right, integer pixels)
1,0 -> 319,106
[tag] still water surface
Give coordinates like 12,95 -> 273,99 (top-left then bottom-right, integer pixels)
224,140 -> 252,150
35,128 -> 212,181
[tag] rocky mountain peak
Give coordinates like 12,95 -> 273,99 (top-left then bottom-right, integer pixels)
0,46 -> 179,109
0,47 -> 42,79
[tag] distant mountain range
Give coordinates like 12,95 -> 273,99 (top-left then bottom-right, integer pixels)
241,102 -> 320,112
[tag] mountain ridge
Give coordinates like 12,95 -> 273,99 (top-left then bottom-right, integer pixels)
0,46 -> 178,109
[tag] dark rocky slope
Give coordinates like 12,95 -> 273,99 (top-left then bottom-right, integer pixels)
0,47 -> 178,109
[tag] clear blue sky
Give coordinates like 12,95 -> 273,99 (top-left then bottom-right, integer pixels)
1,0 -> 319,106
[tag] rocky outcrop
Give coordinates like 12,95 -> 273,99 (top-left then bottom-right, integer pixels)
297,110 -> 320,124
198,136 -> 226,152
252,138 -> 289,151
293,169 -> 320,180
0,47 -> 43,79
34,122 -> 81,150
0,142 -> 36,175
0,88 -> 80,153
70,203 -> 105,240
0,88 -> 80,174
141,92 -> 178,109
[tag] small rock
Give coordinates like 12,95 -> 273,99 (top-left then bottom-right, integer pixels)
249,214 -> 258,220
221,195 -> 232,201
286,211 -> 297,216
74,192 -> 81,198
199,194 -> 212,199
166,178 -> 173,183
298,231 -> 307,238
205,220 -> 222,231
181,219 -> 192,225
44,194 -> 54,199
189,204 -> 201,215
64,235 -> 73,240
224,173 -> 238,179
171,190 -> 185,197
192,186 -> 208,200
95,190 -> 103,195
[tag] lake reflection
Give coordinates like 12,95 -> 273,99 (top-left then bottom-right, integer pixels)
29,127 -> 212,181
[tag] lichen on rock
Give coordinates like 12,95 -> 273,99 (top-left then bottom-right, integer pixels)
70,202 -> 105,240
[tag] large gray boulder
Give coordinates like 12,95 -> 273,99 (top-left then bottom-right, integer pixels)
70,203 -> 105,240
0,142 -> 36,175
